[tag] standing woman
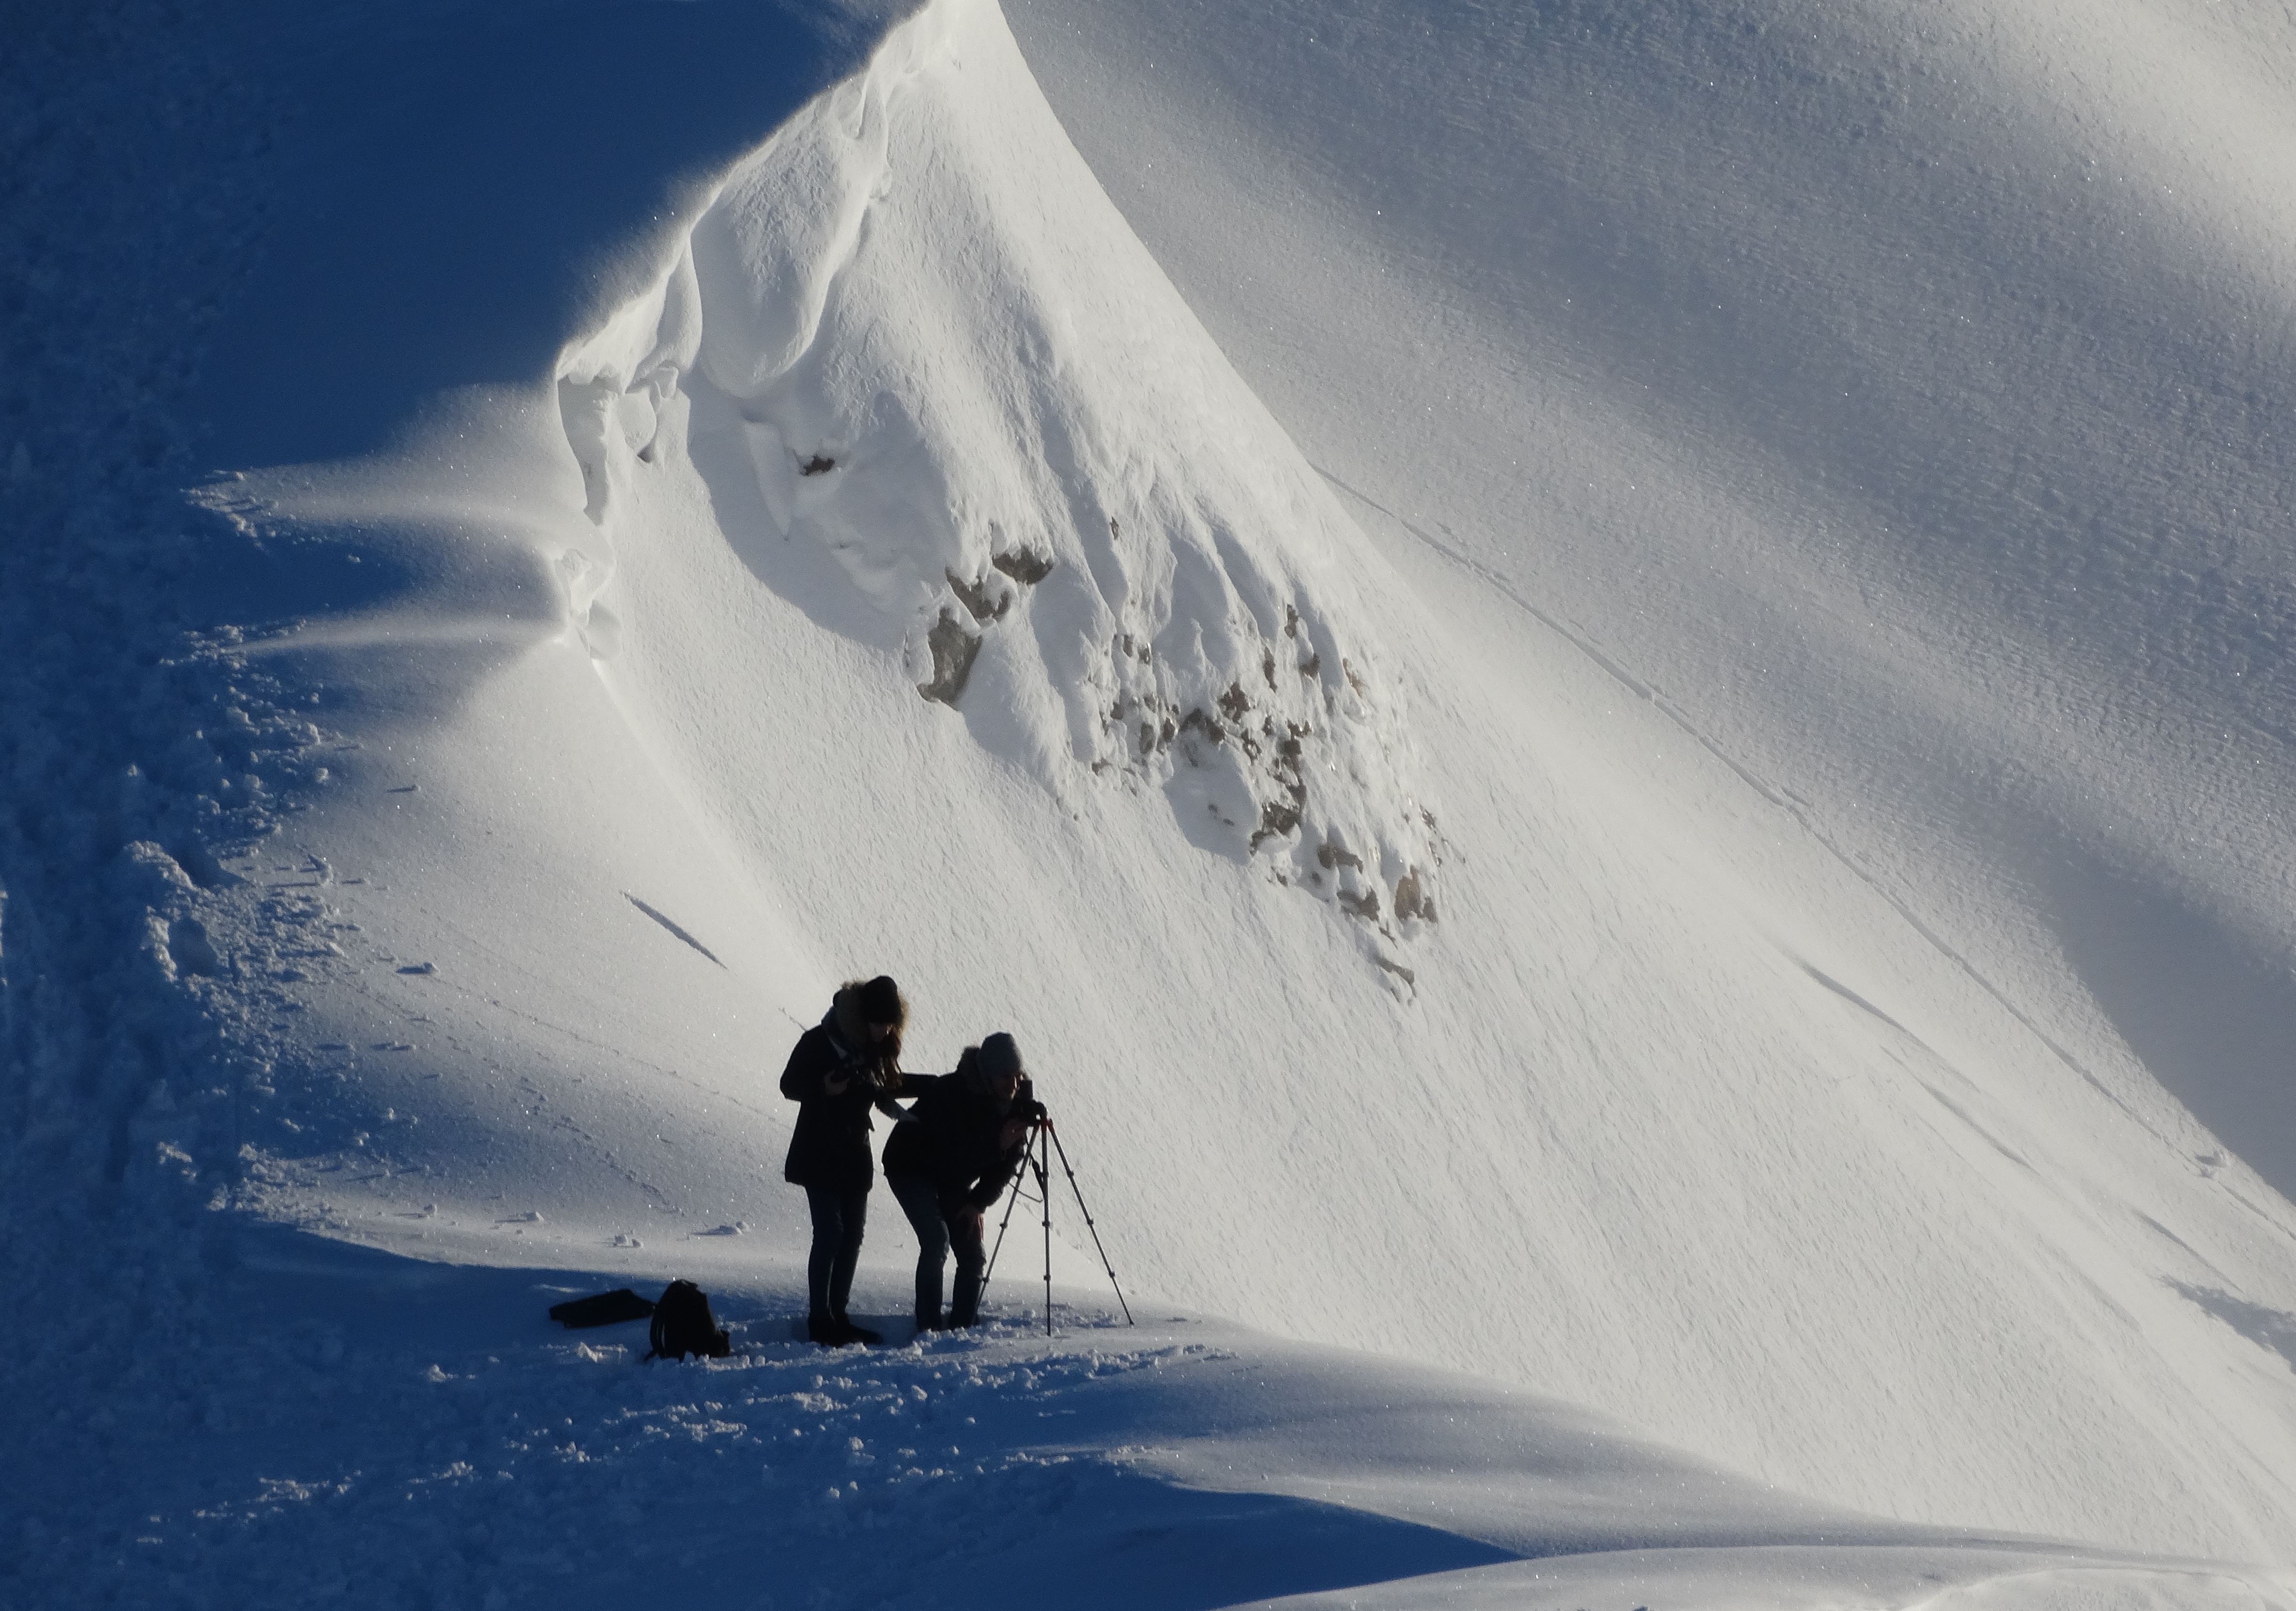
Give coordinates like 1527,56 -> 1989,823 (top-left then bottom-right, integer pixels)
781,975 -> 912,1345
883,1031 -> 1038,1333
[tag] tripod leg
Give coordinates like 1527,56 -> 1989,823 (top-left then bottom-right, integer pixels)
1039,1145 -> 1053,1336
981,1122 -> 1038,1304
1044,1122 -> 1134,1325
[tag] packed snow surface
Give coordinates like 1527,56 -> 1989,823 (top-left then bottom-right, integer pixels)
19,1231 -> 2270,1611
5,0 -> 2296,1604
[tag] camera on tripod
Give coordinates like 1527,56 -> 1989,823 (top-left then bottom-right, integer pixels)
983,1102 -> 1131,1335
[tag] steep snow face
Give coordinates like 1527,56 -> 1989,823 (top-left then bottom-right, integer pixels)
991,0 -> 2296,1550
1000,0 -> 2296,1206
556,3 -> 1443,930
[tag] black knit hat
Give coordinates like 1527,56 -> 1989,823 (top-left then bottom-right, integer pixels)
858,975 -> 903,1025
980,1032 -> 1023,1080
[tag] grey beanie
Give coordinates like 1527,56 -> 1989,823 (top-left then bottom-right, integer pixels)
979,1032 -> 1024,1080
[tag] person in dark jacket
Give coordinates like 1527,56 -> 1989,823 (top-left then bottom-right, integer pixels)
781,975 -> 915,1345
883,1031 -> 1038,1333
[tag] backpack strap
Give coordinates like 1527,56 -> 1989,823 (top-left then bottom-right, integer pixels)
645,1283 -> 687,1361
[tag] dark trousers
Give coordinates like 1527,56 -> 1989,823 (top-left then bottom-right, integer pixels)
803,1186 -> 869,1323
888,1171 -> 987,1328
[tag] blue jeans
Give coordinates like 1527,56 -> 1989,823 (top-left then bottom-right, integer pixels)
888,1172 -> 986,1327
803,1186 -> 869,1324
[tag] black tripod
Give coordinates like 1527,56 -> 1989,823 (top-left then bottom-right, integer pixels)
982,1115 -> 1133,1336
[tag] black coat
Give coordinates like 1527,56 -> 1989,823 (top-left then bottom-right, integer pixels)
780,1008 -> 911,1193
882,1068 -> 1034,1210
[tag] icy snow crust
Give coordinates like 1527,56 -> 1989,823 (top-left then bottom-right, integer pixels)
5,0 -> 2296,1602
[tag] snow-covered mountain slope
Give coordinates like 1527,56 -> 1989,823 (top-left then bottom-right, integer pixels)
6,0 -> 2296,1594
1000,0 -> 2296,1202
1004,0 -> 2296,1542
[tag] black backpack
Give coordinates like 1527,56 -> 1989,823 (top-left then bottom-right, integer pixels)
548,1288 -> 655,1329
645,1279 -> 731,1361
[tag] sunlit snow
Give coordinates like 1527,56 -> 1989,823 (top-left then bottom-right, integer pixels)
5,0 -> 2295,1605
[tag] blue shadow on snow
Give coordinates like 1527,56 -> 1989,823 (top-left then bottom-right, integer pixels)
192,1227 -> 1517,1610
198,0 -> 897,469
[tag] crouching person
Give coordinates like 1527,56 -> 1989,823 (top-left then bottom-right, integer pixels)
884,1031 -> 1038,1332
781,975 -> 914,1346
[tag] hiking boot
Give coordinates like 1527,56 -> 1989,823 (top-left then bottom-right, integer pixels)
805,1314 -> 842,1345
841,1322 -> 883,1346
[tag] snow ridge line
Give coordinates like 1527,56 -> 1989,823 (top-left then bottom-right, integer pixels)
549,0 -> 1449,963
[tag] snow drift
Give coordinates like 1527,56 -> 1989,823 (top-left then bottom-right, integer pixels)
559,2 -> 1444,923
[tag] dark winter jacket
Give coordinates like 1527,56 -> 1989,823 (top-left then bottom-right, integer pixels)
780,984 -> 913,1192
881,1048 -> 1035,1211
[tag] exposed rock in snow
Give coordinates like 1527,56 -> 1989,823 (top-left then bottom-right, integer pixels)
556,0 -> 1446,933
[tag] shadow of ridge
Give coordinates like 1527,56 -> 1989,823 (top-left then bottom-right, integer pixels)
2037,847 -> 2296,1206
222,1220 -> 717,1349
214,1224 -> 1517,1609
198,0 -> 905,468
862,1477 -> 1518,1611
430,1448 -> 1519,1610
177,1231 -> 2113,1610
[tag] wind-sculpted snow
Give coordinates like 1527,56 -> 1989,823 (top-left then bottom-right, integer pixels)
555,0 -> 1445,936
10,0 -> 2296,1595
